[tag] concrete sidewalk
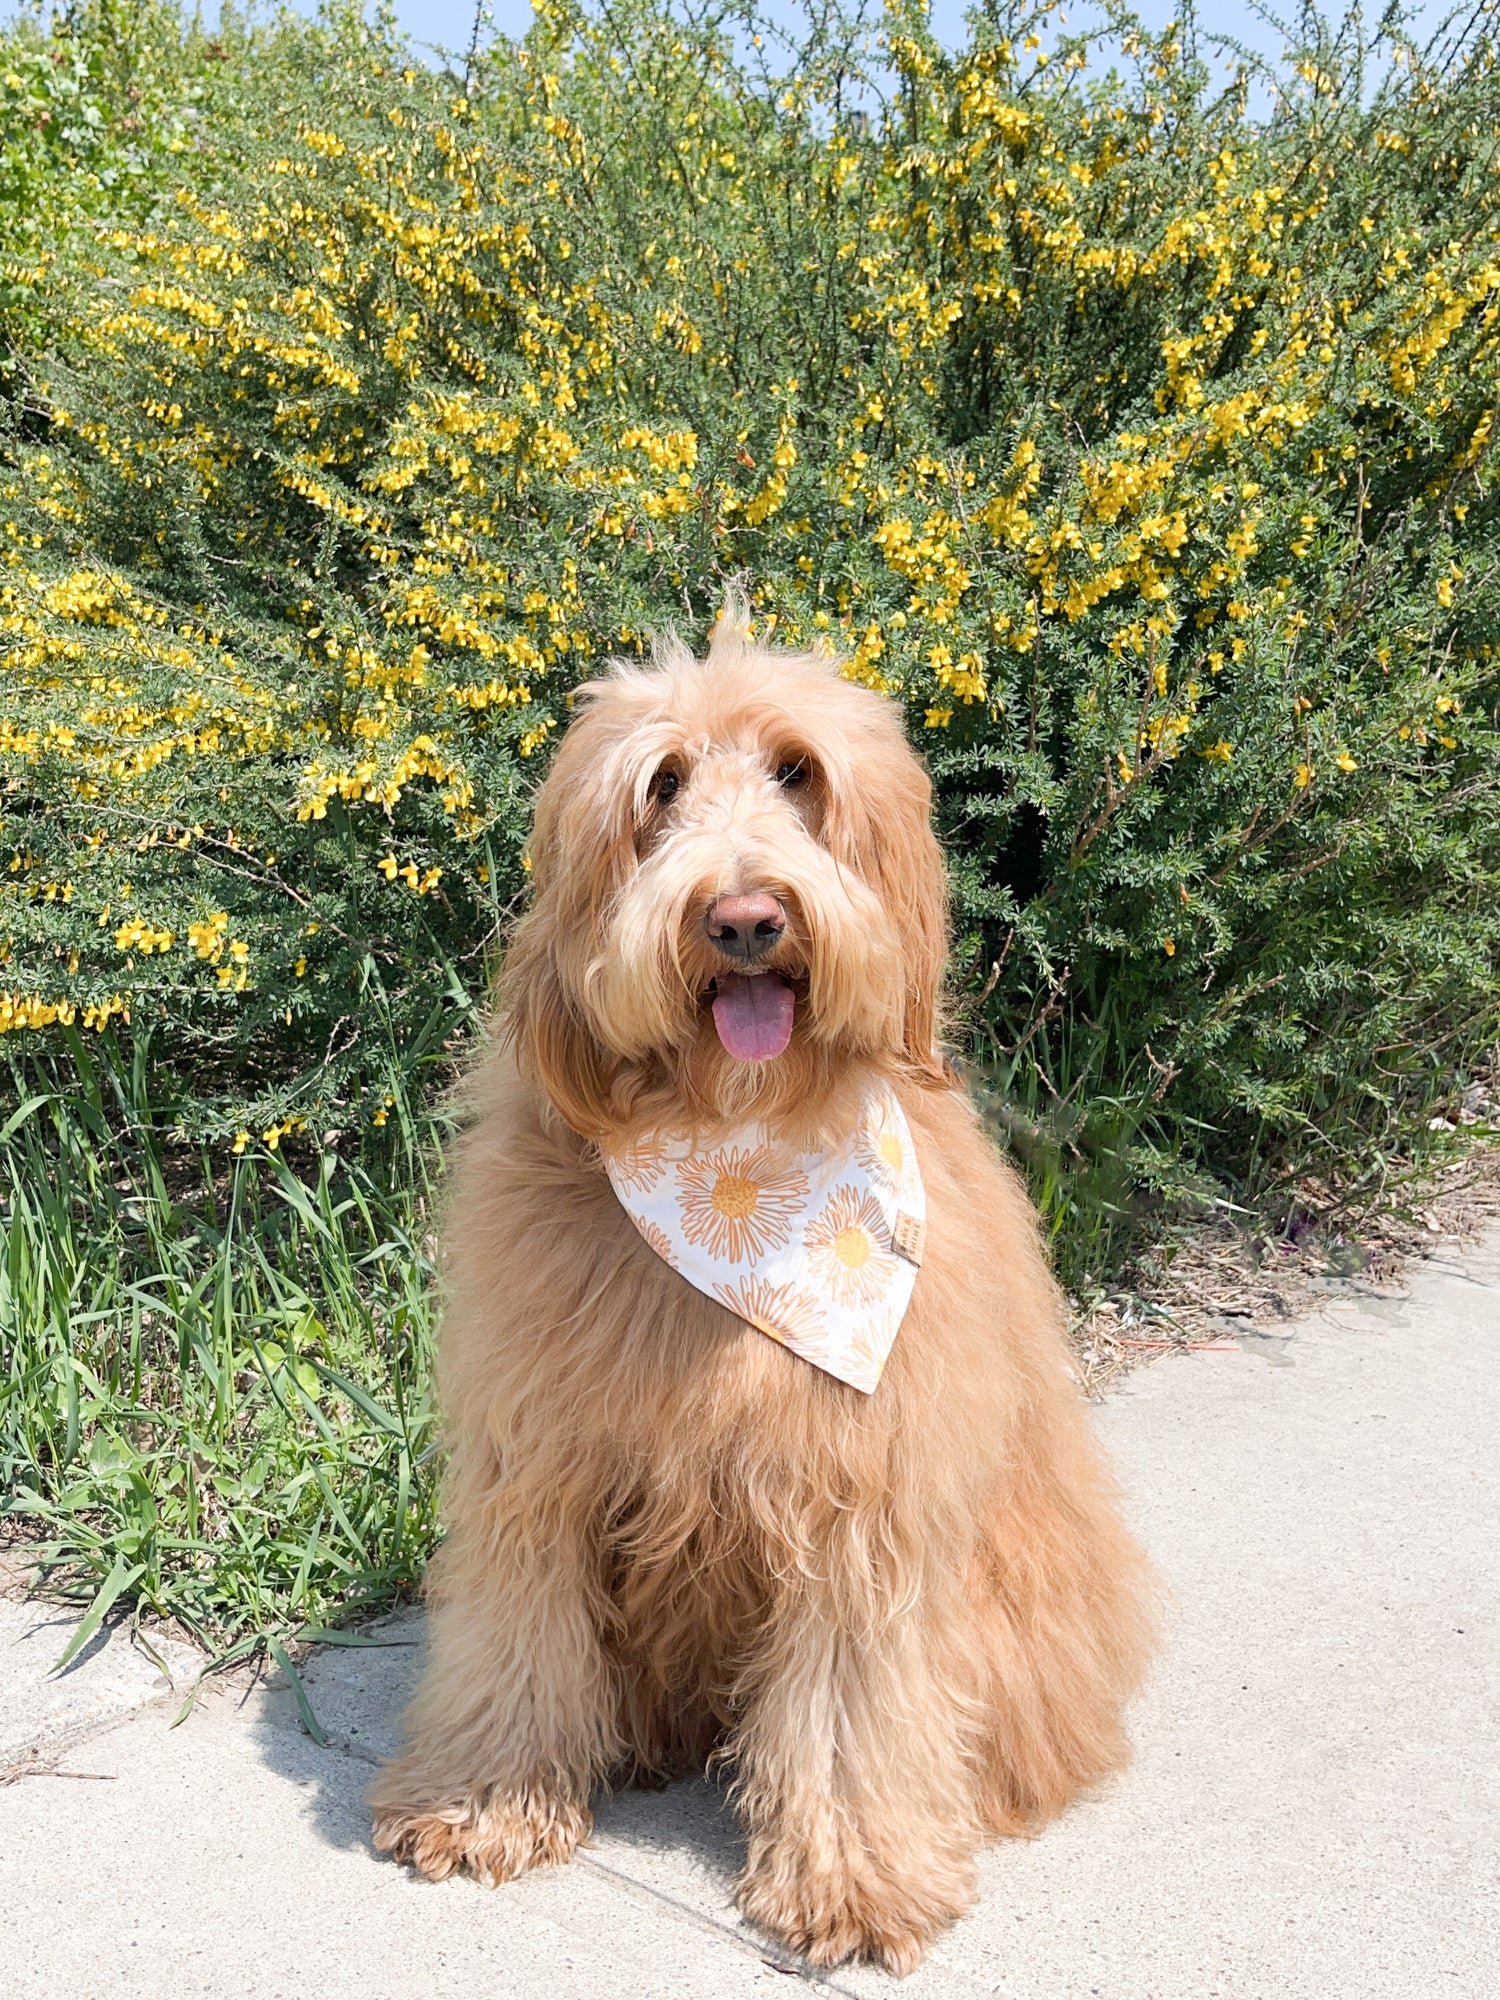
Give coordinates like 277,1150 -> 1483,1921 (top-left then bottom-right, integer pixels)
3,1231 -> 1496,2000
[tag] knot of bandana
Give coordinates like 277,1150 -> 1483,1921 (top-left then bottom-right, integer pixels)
602,1081 -> 925,1395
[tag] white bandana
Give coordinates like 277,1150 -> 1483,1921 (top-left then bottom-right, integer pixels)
603,1081 -> 925,1395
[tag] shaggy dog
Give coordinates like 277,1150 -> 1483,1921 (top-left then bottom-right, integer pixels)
370,607 -> 1155,1973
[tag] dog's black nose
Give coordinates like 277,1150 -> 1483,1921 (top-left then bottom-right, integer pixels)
706,891 -> 786,964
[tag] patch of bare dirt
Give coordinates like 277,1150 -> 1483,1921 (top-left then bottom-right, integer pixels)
1071,1124 -> 1500,1394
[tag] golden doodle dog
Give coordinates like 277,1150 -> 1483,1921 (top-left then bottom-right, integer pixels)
370,604 -> 1155,1973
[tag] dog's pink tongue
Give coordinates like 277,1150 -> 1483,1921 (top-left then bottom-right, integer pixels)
712,975 -> 795,1062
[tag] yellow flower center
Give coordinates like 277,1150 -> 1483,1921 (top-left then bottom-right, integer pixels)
878,1132 -> 903,1172
833,1225 -> 871,1269
711,1173 -> 759,1220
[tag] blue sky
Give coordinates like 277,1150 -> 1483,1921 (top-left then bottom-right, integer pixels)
259,3 -> 1453,67
0,0 -> 1456,78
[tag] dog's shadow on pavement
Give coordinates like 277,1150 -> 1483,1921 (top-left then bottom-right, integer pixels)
246,1608 -> 748,1895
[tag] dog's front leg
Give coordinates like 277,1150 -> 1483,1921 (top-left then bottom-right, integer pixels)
732,1579 -> 983,1975
370,1514 -> 616,1886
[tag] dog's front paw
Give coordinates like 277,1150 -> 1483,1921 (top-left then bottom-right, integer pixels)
372,1784 -> 590,1886
738,1834 -> 972,1976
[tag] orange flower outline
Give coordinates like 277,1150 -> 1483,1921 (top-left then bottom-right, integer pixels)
713,1272 -> 829,1348
675,1143 -> 809,1263
627,1212 -> 678,1269
804,1184 -> 900,1307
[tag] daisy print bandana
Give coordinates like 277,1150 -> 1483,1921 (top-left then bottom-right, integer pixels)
602,1081 -> 926,1395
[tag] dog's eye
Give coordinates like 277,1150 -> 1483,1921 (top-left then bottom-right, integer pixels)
651,767 -> 681,805
775,759 -> 808,789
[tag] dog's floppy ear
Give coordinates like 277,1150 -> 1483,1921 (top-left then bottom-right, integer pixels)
835,717 -> 950,1083
500,695 -> 637,1138
502,916 -> 618,1139
882,756 -> 950,1082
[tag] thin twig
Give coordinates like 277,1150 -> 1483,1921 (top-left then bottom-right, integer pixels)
1113,1337 -> 1241,1351
973,930 -> 1014,1007
0,1754 -> 118,1787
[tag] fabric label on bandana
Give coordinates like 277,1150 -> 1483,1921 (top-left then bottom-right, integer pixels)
603,1081 -> 925,1395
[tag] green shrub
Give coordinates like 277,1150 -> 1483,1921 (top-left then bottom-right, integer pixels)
4,0 -> 1495,1171
0,1 -> 243,350
2,0 -> 1499,1644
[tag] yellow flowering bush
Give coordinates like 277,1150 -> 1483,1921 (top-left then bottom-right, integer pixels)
2,0 -> 1498,1182
3,0 -> 1500,1658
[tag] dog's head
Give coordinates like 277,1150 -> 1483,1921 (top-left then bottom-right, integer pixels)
504,604 -> 949,1137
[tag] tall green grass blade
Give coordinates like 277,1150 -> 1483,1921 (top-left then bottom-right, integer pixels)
268,1637 -> 328,1746
51,1557 -> 146,1674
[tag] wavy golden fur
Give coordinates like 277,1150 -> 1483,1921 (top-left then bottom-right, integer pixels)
370,607 -> 1156,1973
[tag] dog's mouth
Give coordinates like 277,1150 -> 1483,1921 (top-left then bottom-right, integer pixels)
704,971 -> 799,1063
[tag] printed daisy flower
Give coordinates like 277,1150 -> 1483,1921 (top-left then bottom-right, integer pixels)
714,1273 -> 829,1349
804,1184 -> 900,1307
675,1144 -> 810,1262
627,1213 -> 678,1269
841,1309 -> 899,1394
856,1091 -> 921,1207
607,1131 -> 671,1195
